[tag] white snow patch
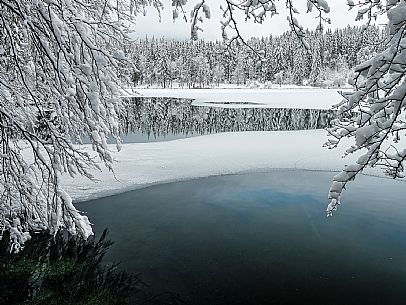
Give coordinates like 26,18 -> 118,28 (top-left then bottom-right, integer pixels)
62,130 -> 368,203
134,88 -> 343,110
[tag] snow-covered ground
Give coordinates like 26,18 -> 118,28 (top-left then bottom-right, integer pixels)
134,88 -> 344,110
63,130 -> 367,203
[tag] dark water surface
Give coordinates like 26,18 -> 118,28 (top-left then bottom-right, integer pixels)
79,171 -> 406,305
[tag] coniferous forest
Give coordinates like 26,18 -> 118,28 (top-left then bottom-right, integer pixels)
128,26 -> 386,88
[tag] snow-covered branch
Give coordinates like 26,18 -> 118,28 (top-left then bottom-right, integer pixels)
325,0 -> 406,216
0,0 -> 158,251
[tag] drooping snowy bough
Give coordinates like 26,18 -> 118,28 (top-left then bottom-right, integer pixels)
172,0 -> 332,53
325,1 -> 406,215
0,0 -> 161,251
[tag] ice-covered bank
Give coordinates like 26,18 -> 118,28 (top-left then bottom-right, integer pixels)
62,130 -> 364,203
135,88 -> 343,110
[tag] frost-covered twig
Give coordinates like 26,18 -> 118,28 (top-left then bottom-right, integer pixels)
0,0 -> 159,251
325,1 -> 406,216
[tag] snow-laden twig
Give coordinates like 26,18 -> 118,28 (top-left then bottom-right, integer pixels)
0,0 -> 160,251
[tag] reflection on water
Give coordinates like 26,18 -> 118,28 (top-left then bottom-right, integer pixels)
0,230 -> 184,305
80,171 -> 406,305
119,97 -> 338,142
0,230 -> 138,305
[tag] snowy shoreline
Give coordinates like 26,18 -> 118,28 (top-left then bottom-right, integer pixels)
63,130 -> 368,203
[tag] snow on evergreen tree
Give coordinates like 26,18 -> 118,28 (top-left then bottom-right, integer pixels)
212,65 -> 225,87
232,52 -> 247,85
129,25 -> 384,88
309,31 -> 324,86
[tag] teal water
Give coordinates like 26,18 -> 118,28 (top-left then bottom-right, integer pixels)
79,171 -> 406,305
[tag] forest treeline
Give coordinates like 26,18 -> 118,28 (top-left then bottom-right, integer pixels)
127,26 -> 386,88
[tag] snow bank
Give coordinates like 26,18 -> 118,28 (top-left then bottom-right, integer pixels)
135,88 -> 343,110
63,130 -> 365,203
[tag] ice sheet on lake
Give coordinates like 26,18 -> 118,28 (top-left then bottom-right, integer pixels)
63,130 -> 365,203
134,88 -> 343,110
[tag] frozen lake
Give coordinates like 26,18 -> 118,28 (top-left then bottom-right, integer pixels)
136,88 -> 343,110
80,171 -> 406,305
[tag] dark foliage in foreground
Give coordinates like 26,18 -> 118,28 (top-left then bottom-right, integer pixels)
0,230 -> 185,305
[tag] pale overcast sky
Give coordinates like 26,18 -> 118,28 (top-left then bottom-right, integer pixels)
131,1 -> 387,41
